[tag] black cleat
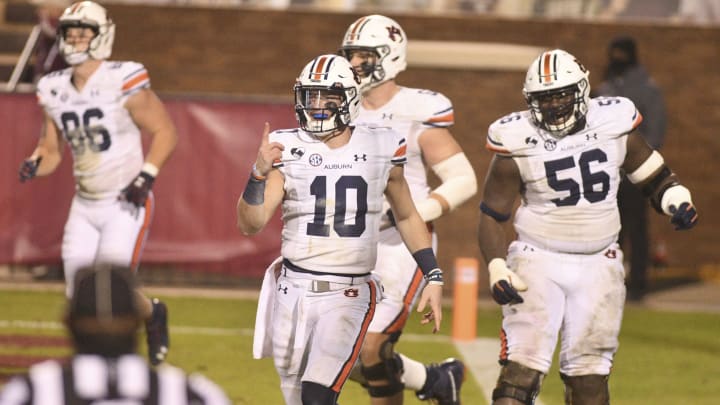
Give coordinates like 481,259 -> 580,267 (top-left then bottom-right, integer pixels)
416,358 -> 465,405
145,298 -> 169,366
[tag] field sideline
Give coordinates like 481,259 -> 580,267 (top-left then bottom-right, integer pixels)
1,283 -> 719,404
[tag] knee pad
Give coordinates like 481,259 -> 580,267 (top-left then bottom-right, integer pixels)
560,373 -> 609,405
492,361 -> 544,405
301,381 -> 338,405
360,338 -> 404,397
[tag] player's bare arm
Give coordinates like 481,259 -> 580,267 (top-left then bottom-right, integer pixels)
117,88 -> 177,208
623,131 -> 698,230
416,127 -> 477,221
384,165 -> 443,332
19,113 -> 65,182
477,154 -> 528,305
236,123 -> 285,235
125,88 -> 178,170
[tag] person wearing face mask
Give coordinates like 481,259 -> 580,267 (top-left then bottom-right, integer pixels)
595,36 -> 668,302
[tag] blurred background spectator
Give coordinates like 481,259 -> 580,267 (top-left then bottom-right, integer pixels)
31,0 -> 69,82
595,36 -> 667,302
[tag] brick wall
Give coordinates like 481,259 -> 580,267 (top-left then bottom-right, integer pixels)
109,5 -> 719,286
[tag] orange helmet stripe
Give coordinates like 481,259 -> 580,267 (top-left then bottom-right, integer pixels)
349,16 -> 368,40
542,52 -> 554,83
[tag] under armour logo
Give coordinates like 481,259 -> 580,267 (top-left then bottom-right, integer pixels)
344,288 -> 359,298
605,249 -> 617,259
278,285 -> 288,294
586,133 -> 598,141
354,154 -> 367,162
525,137 -> 538,146
382,113 -> 394,120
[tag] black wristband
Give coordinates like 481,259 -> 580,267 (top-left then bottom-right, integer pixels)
242,175 -> 266,205
412,248 -> 439,277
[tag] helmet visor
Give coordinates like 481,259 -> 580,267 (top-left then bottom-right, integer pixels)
296,87 -> 345,121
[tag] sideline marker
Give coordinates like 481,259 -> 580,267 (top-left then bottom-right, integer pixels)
452,257 -> 479,341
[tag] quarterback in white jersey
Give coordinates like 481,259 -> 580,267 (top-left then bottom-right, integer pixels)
339,15 -> 476,405
238,54 -> 444,405
478,49 -> 698,405
18,1 -> 177,366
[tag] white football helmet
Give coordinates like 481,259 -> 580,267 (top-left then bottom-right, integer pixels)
523,49 -> 591,137
58,1 -> 115,65
294,54 -> 361,137
339,14 -> 407,92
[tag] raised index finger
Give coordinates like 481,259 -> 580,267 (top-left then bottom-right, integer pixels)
261,122 -> 271,146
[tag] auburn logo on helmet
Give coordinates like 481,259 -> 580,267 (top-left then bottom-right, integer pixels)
386,26 -> 402,42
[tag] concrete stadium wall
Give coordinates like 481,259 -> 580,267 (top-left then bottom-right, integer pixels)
108,5 -> 719,286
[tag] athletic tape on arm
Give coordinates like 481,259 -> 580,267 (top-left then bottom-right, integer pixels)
416,152 -> 476,222
627,150 -> 664,184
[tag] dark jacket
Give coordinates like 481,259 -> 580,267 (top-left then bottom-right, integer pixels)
596,65 -> 667,149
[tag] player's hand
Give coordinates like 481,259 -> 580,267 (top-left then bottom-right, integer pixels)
119,171 -> 155,208
488,258 -> 527,305
417,282 -> 443,333
254,122 -> 284,178
19,156 -> 42,183
669,202 -> 698,230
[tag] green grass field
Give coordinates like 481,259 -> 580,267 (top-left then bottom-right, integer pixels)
1,288 -> 719,404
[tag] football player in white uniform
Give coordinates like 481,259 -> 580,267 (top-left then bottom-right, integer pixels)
478,49 -> 698,404
237,54 -> 444,405
18,1 -> 177,366
339,15 -> 476,405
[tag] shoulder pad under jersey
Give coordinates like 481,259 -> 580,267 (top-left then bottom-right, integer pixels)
402,87 -> 454,128
486,110 -> 538,157
586,96 -> 643,137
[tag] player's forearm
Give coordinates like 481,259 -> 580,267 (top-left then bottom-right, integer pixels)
417,152 -> 477,222
236,201 -> 268,235
396,212 -> 433,253
144,126 -> 178,172
477,213 -> 509,264
32,146 -> 63,176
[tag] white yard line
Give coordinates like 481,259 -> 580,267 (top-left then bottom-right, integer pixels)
454,338 -> 546,405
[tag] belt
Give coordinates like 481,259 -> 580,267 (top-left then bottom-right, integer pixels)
281,261 -> 372,292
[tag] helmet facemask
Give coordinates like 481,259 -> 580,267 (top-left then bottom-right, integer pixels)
294,54 -> 361,138
295,84 -> 356,137
525,81 -> 589,137
339,15 -> 407,93
523,49 -> 591,138
340,45 -> 391,92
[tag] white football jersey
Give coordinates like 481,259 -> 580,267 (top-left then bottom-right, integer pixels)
487,97 -> 643,254
272,125 -> 407,275
36,61 -> 151,199
354,87 -> 453,203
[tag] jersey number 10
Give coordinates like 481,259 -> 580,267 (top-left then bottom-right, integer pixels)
307,175 -> 368,237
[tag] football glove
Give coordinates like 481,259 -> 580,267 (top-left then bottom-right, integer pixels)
120,171 -> 155,208
19,157 -> 42,183
669,202 -> 698,230
488,258 -> 527,305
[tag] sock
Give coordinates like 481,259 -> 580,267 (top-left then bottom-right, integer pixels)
399,353 -> 427,391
